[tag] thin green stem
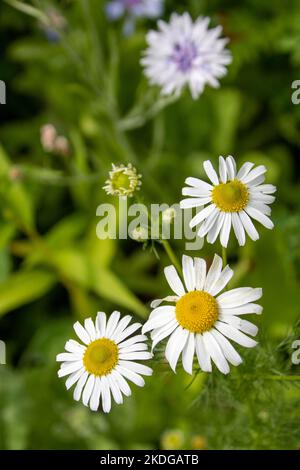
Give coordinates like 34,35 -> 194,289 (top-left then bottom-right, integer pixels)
265,375 -> 300,382
185,369 -> 201,390
222,246 -> 227,267
161,240 -> 182,275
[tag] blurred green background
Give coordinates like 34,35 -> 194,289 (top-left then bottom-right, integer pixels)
1,0 -> 300,450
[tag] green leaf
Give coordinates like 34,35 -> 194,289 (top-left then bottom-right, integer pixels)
52,248 -> 147,318
212,88 -> 242,154
4,0 -> 48,23
92,267 -> 148,318
0,222 -> 15,249
85,225 -> 116,268
46,213 -> 88,248
0,270 -> 56,316
0,145 -> 35,231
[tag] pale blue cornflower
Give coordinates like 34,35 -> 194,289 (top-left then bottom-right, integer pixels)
105,0 -> 164,35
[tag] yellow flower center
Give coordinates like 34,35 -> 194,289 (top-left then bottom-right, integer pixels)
176,291 -> 219,333
112,171 -> 131,191
83,338 -> 118,376
212,179 -> 249,212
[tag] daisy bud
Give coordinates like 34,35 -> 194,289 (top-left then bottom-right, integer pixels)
161,429 -> 185,450
40,124 -> 57,152
54,136 -> 70,157
162,207 -> 177,224
191,435 -> 207,450
131,226 -> 148,242
103,163 -> 142,198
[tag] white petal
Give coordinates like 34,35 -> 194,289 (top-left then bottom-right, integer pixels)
89,377 -> 101,411
182,187 -> 211,198
219,156 -> 227,183
185,177 -> 213,192
118,360 -> 153,377
115,323 -> 142,344
242,165 -> 266,184
194,257 -> 206,291
182,333 -> 195,375
221,315 -> 258,337
247,175 -> 266,187
190,204 -> 216,229
180,198 -> 207,210
251,184 -> 276,194
249,193 -> 275,204
64,339 -> 85,354
232,212 -> 246,246
83,318 -> 96,342
96,312 -> 107,337
110,315 -> 132,341
148,305 -> 176,321
65,368 -> 85,390
197,208 -> 219,238
245,206 -> 274,230
239,211 -> 259,241
105,311 -> 121,338
217,287 -> 262,308
210,329 -> 242,366
219,303 -> 263,316
116,365 -> 145,387
209,265 -> 234,296
58,361 -> 83,377
101,376 -> 112,413
107,373 -> 123,405
150,319 -> 178,350
203,331 -> 230,374
73,322 -> 90,345
204,254 -> 223,293
247,200 -> 271,216
215,321 -> 257,348
226,156 -> 236,180
237,162 -> 254,180
118,334 -> 148,350
165,327 -> 189,372
220,213 -> 232,248
142,310 -> 175,334
73,371 -> 88,401
182,255 -> 195,292
195,334 -> 212,372
207,212 -> 225,244
111,370 -> 131,397
203,160 -> 219,185
119,351 -> 152,361
82,374 -> 95,407
119,343 -> 148,354
56,352 -> 83,362
164,265 -> 185,296
150,296 -> 178,309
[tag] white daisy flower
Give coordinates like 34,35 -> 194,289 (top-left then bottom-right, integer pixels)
141,13 -> 232,99
103,163 -> 142,198
143,254 -> 263,375
180,155 -> 277,248
57,312 -> 153,413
